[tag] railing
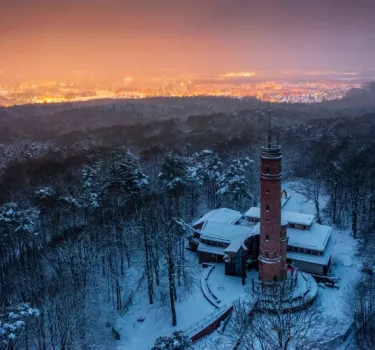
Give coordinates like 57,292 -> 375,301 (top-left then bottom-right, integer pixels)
201,264 -> 221,307
310,273 -> 340,287
185,304 -> 231,338
250,273 -> 298,300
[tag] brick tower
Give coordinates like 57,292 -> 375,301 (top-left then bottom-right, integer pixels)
258,112 -> 288,282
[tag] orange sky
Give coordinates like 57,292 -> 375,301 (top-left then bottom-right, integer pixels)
1,0 -> 375,77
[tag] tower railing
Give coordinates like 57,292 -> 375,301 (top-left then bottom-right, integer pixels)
262,134 -> 279,148
250,269 -> 299,299
261,144 -> 282,159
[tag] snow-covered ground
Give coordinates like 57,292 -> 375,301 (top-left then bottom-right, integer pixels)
114,183 -> 362,349
205,264 -> 248,306
113,256 -> 216,350
318,228 -> 361,321
283,183 -> 362,323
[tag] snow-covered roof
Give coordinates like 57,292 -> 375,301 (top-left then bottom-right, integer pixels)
244,207 -> 314,227
193,208 -> 242,228
224,236 -> 245,254
288,223 -> 332,251
200,222 -> 252,245
287,237 -> 335,266
250,222 -> 332,251
197,242 -> 226,256
250,223 -> 261,236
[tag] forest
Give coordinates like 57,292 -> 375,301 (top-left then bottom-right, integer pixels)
1,89 -> 375,349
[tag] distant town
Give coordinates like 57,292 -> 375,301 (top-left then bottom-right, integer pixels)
0,70 -> 368,106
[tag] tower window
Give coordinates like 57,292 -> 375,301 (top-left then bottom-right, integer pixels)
265,235 -> 270,242
266,167 -> 270,174
266,219 -> 269,223
265,205 -> 270,212
266,252 -> 269,258
266,190 -> 271,195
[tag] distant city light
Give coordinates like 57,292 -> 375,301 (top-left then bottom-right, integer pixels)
222,72 -> 257,78
0,70 -> 364,107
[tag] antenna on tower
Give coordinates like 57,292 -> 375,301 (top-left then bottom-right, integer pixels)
267,109 -> 272,148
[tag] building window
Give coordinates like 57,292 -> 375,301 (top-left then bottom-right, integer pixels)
303,225 -> 307,230
266,189 -> 271,195
266,252 -> 269,258
265,235 -> 270,242
266,219 -> 269,223
266,166 -> 270,174
265,205 -> 270,212
279,165 -> 282,173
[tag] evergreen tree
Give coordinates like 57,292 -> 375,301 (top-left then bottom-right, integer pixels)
106,153 -> 148,211
152,330 -> 192,350
194,150 -> 224,208
158,153 -> 189,194
82,164 -> 101,210
0,303 -> 40,349
108,157 -> 148,196
217,158 -> 251,209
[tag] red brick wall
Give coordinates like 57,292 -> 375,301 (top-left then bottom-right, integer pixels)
190,306 -> 233,343
258,147 -> 287,282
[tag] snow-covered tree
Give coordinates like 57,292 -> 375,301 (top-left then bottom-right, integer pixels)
217,158 -> 252,209
34,186 -> 56,200
0,303 -> 40,349
226,295 -> 341,350
0,203 -> 39,234
345,271 -> 375,349
82,164 -> 101,210
107,154 -> 148,201
0,203 -> 40,260
194,150 -> 224,208
152,330 -> 192,350
158,153 -> 189,194
332,143 -> 375,238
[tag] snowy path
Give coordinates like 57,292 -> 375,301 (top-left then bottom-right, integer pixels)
201,264 -> 223,307
206,264 -> 249,305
